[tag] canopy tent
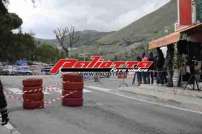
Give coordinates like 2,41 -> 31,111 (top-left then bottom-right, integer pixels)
149,23 -> 202,49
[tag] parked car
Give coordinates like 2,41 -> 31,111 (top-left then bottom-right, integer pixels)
0,65 -> 7,75
2,65 -> 17,75
16,66 -> 32,75
41,64 -> 54,75
41,67 -> 51,75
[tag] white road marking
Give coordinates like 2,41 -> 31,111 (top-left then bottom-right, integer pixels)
43,87 -> 92,94
7,88 -> 23,95
85,86 -> 202,115
4,122 -> 22,134
86,86 -> 111,92
54,89 -> 92,94
84,89 -> 92,93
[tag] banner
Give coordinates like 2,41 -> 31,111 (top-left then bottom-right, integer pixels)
179,0 -> 192,25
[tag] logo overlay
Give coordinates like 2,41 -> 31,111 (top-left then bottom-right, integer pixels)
51,56 -> 153,74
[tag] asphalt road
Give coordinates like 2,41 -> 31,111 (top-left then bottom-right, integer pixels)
0,76 -> 202,134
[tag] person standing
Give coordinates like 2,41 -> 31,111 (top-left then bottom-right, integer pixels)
142,53 -> 149,84
148,52 -> 155,84
156,48 -> 166,84
164,45 -> 174,87
0,80 -> 9,125
132,56 -> 142,86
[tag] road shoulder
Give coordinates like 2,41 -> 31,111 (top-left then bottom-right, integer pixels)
85,85 -> 202,115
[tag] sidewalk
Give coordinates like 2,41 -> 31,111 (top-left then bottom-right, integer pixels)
120,84 -> 202,111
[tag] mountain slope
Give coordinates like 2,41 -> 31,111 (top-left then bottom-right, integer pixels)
36,0 -> 178,59
36,30 -> 112,49
73,30 -> 113,47
97,0 -> 177,45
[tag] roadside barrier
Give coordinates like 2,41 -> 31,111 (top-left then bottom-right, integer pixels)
44,90 -> 78,107
62,73 -> 83,107
3,74 -> 85,109
4,88 -> 78,108
22,79 -> 44,109
23,86 -> 43,94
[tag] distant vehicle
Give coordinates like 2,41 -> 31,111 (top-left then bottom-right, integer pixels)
41,67 -> 51,75
41,64 -> 54,75
2,65 -> 17,75
16,66 -> 32,75
0,65 -> 7,75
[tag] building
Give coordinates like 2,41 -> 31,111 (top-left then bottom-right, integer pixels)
148,0 -> 202,89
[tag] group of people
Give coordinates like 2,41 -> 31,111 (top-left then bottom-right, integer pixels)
132,49 -> 168,86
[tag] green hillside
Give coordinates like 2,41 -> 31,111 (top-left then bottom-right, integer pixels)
97,0 -> 177,46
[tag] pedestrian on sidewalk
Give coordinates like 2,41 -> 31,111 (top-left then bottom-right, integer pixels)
156,48 -> 167,85
132,56 -> 142,86
0,80 -> 9,126
148,52 -> 155,84
142,53 -> 149,84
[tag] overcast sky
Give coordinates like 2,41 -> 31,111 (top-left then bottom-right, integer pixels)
8,0 -> 169,39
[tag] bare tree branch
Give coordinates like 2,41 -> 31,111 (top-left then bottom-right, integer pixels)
54,26 -> 80,57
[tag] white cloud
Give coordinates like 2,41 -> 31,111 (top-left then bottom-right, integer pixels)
8,0 -> 170,39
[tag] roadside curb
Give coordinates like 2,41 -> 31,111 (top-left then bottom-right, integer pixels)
85,85 -> 182,105
119,88 -> 182,105
137,85 -> 202,99
119,87 -> 202,113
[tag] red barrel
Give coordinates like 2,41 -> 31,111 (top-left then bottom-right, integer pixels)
62,73 -> 83,107
63,81 -> 84,90
22,79 -> 44,109
62,98 -> 83,107
62,73 -> 83,82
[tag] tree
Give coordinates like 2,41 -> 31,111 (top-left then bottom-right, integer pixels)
35,44 -> 64,64
14,33 -> 37,61
0,32 -> 37,63
0,0 -> 36,63
0,0 -> 7,14
54,26 -> 80,57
